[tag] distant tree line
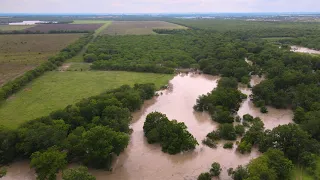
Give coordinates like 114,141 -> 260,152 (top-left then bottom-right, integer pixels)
83,32 -> 253,81
0,33 -> 93,103
0,83 -> 156,179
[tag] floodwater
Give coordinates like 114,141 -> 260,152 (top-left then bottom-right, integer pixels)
8,21 -> 57,25
3,73 -> 293,180
291,45 -> 320,55
238,75 -> 293,130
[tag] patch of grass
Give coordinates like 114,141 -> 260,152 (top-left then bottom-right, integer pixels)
0,71 -> 173,129
0,34 -> 82,85
102,21 -> 187,35
67,62 -> 91,71
71,20 -> 111,24
0,25 -> 34,31
291,157 -> 320,180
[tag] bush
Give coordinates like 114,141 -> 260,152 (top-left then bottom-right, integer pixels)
237,140 -> 252,154
260,106 -> 268,113
197,172 -> 211,180
223,142 -> 234,149
235,124 -> 245,136
243,114 -> 254,122
210,162 -> 222,176
62,166 -> 96,180
202,138 -> 217,148
218,124 -> 236,140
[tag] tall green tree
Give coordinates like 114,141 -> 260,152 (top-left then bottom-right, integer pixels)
62,166 -> 95,180
30,147 -> 67,180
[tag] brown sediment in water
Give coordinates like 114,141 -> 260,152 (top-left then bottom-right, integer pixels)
291,46 -> 320,55
4,73 -> 293,180
238,75 -> 293,130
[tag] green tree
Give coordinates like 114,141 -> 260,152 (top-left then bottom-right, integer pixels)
62,166 -> 96,180
247,155 -> 277,180
0,126 -> 17,164
30,147 -> 67,180
228,166 -> 249,180
218,124 -> 236,140
210,162 -> 222,176
0,167 -> 6,178
197,172 -> 211,180
17,120 -> 69,156
82,126 -> 129,169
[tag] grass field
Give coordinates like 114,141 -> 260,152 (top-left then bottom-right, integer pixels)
24,24 -> 103,33
71,20 -> 110,24
0,34 -> 82,85
0,25 -> 34,31
0,71 -> 173,129
292,157 -> 320,180
102,21 -> 187,35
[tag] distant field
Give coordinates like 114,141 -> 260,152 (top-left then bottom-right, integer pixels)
170,19 -> 320,31
102,21 -> 187,35
0,71 -> 173,129
0,25 -> 34,31
71,20 -> 110,24
0,34 -> 82,85
25,24 -> 103,33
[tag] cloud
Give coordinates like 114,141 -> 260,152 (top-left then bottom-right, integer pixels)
0,0 -> 319,13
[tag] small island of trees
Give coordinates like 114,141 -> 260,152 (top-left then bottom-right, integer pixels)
143,112 -> 198,154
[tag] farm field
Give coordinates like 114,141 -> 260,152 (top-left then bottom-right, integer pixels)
24,24 -> 103,33
0,34 -> 82,85
0,71 -> 173,129
71,20 -> 110,24
0,25 -> 34,31
102,21 -> 187,35
66,21 -> 111,62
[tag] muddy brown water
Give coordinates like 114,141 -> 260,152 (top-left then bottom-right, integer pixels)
3,73 -> 293,180
291,45 -> 320,55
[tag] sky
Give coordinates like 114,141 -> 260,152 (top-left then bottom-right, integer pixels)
0,0 -> 319,13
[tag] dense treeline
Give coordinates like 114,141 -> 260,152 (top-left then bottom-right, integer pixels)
228,149 -> 294,180
234,113 -> 320,178
170,19 -> 320,50
0,33 -> 93,103
249,44 -> 320,142
85,31 -> 252,81
0,83 -> 156,178
143,112 -> 198,154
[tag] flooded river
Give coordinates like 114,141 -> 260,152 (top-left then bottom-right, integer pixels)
291,45 -> 320,55
3,73 -> 293,180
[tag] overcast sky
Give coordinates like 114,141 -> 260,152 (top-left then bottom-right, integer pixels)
1,0 -> 319,13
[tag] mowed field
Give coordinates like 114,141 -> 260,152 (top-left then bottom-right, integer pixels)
0,25 -> 34,31
0,71 -> 173,129
0,34 -> 82,85
102,21 -> 187,35
24,24 -> 103,33
71,20 -> 110,24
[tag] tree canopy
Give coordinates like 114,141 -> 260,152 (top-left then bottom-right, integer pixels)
143,112 -> 198,154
